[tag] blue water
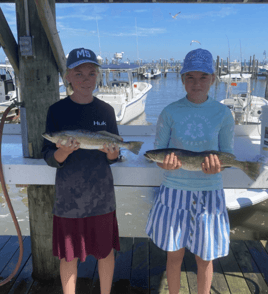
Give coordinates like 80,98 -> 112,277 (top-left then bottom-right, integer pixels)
60,72 -> 267,126
141,73 -> 267,125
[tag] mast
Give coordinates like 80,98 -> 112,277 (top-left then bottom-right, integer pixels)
135,18 -> 139,63
96,16 -> 101,57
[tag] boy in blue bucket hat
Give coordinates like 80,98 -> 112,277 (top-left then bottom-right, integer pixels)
146,48 -> 235,293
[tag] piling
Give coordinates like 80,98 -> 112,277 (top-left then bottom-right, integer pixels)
216,56 -> 220,76
16,0 -> 60,281
265,75 -> 268,100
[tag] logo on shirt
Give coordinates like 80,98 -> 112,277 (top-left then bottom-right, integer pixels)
93,121 -> 106,126
176,114 -> 212,148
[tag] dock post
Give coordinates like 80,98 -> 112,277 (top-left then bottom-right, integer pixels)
265,75 -> 268,100
220,58 -> 224,75
216,56 -> 220,77
16,0 -> 60,281
252,55 -> 256,78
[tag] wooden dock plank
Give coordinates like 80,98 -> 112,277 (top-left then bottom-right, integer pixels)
261,240 -> 268,254
0,235 -> 11,250
111,237 -> 133,294
130,237 -> 149,293
179,259 -> 190,294
149,240 -> 168,294
245,240 -> 268,286
0,236 -> 26,275
27,278 -> 62,294
0,236 -> 33,294
76,254 -> 97,294
211,258 -> 231,294
230,240 -> 268,294
0,237 -> 268,293
219,245 -> 251,294
183,248 -> 198,293
8,255 -> 34,294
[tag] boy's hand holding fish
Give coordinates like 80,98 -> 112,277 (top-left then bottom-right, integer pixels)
54,137 -> 80,163
99,142 -> 121,160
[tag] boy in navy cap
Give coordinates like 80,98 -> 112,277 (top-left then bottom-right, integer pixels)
42,48 -> 120,294
146,49 -> 235,294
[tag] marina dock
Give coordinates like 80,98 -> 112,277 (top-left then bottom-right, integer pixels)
1,1 -> 268,292
1,236 -> 268,294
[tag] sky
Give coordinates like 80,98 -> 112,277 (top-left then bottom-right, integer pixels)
0,2 -> 267,64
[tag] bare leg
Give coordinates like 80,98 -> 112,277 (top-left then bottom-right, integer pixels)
195,255 -> 213,294
60,257 -> 78,294
98,249 -> 115,294
166,248 -> 185,294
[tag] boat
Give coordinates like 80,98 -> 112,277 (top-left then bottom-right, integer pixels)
94,63 -> 152,125
219,73 -> 268,125
258,63 -> 268,75
229,60 -> 242,73
143,68 -> 161,79
0,61 -> 19,120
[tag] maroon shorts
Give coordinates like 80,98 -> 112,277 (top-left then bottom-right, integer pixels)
52,210 -> 120,262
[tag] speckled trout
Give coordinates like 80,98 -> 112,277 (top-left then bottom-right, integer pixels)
42,130 -> 144,155
144,148 -> 262,181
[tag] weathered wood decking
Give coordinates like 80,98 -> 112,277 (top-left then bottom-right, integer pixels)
0,236 -> 268,294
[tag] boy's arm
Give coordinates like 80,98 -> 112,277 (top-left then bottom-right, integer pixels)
42,107 -> 65,168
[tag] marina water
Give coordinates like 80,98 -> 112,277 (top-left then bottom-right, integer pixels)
0,73 -> 267,235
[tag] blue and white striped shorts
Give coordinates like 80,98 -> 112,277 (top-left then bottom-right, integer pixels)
145,185 -> 230,261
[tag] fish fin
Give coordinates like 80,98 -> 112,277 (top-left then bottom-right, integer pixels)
97,131 -> 123,141
240,161 -> 262,181
128,141 -> 144,155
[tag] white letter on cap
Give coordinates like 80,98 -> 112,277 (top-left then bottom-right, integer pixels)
77,49 -> 85,58
85,50 -> 91,58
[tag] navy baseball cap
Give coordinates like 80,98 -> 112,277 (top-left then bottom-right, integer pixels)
180,48 -> 215,75
66,48 -> 100,69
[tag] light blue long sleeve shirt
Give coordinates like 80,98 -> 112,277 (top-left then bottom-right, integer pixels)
155,95 -> 235,191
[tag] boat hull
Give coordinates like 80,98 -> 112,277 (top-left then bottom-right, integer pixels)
118,91 -> 148,125
95,82 -> 152,125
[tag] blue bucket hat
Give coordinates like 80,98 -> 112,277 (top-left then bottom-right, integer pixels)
67,48 -> 100,69
180,48 -> 215,75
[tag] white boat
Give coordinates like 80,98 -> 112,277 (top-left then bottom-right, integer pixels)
0,62 -> 18,120
94,64 -> 152,125
258,64 -> 268,75
153,68 -> 161,79
143,68 -> 161,79
219,73 -> 268,125
229,60 -> 242,72
0,62 -> 17,103
143,70 -> 153,79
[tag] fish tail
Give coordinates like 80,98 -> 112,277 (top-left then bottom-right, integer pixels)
240,161 -> 262,181
127,141 -> 144,155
